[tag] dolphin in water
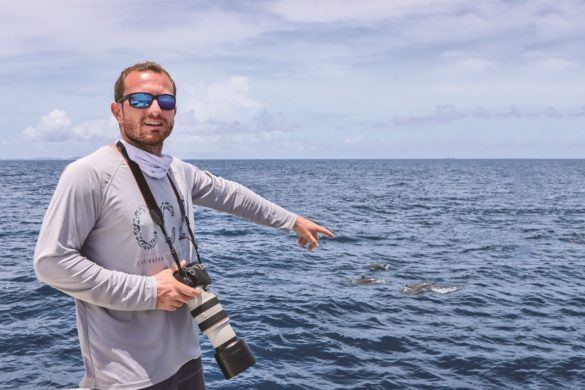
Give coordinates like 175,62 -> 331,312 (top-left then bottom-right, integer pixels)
351,275 -> 386,285
401,281 -> 433,295
368,263 -> 389,271
401,281 -> 460,295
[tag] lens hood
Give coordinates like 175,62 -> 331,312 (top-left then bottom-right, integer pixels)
215,338 -> 256,379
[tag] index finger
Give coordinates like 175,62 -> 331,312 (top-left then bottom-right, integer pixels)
176,281 -> 201,298
316,225 -> 335,238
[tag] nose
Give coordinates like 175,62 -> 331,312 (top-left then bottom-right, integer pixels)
146,98 -> 162,116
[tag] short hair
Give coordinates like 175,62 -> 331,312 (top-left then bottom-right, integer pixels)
114,61 -> 177,101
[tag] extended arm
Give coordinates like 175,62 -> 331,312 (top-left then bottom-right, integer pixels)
191,169 -> 297,230
190,167 -> 334,249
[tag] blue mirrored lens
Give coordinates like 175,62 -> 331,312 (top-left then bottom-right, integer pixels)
157,95 -> 176,110
129,93 -> 154,108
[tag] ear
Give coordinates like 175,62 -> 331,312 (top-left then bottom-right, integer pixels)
111,101 -> 123,123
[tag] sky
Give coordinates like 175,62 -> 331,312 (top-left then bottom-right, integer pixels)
1,0 -> 584,159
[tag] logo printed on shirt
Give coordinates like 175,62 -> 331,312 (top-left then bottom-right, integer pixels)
136,256 -> 165,266
133,202 -> 178,250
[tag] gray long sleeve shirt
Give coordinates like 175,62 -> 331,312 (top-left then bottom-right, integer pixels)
34,145 -> 296,389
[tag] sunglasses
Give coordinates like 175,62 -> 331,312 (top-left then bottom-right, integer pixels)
117,92 -> 176,110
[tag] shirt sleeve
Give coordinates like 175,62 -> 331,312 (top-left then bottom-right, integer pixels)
33,160 -> 157,311
190,167 -> 297,231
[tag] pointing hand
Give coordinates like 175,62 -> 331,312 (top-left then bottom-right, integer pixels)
293,215 -> 335,251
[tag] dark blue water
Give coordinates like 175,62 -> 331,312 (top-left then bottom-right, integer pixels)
1,159 -> 584,389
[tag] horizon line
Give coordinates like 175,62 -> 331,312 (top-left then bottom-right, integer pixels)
2,157 -> 585,162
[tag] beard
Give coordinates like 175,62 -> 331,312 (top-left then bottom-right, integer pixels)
121,117 -> 174,147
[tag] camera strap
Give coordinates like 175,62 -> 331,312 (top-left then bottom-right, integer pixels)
166,172 -> 203,264
116,141 -> 203,275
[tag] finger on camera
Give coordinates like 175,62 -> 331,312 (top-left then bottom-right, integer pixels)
177,283 -> 201,298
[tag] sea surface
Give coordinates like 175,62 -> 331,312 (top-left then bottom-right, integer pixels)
1,159 -> 584,389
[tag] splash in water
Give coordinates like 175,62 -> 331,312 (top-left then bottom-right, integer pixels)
368,263 -> 390,271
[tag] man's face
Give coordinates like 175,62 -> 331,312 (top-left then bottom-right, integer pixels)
111,71 -> 176,153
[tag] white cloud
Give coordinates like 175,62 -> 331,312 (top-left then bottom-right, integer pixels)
174,75 -> 292,148
72,118 -> 119,141
23,110 -> 72,142
23,110 -> 116,143
183,76 -> 264,122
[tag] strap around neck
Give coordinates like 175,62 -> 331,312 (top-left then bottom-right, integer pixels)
116,141 -> 203,271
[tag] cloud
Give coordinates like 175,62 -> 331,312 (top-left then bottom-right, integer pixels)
23,110 -> 72,142
264,0 -> 585,83
23,109 -> 117,142
390,105 -> 585,127
177,109 -> 295,137
183,76 -> 264,122
1,1 -> 584,84
72,118 -> 119,141
0,2 -> 273,59
3,1 -> 585,159
175,75 -> 297,148
269,0 -> 467,24
268,0 -> 585,42
4,1 -> 583,73
169,109 -> 298,158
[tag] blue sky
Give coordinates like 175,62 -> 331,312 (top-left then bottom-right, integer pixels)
1,0 -> 584,159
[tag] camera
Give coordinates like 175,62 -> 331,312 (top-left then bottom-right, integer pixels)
174,263 -> 256,379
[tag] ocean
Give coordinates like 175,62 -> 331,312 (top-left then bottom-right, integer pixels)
1,159 -> 584,389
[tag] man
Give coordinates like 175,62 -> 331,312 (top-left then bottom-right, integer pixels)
34,61 -> 334,389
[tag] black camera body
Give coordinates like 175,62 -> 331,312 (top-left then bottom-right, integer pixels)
174,263 -> 212,288
173,263 -> 255,379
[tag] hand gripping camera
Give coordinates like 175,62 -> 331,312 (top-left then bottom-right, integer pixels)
174,263 -> 256,379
